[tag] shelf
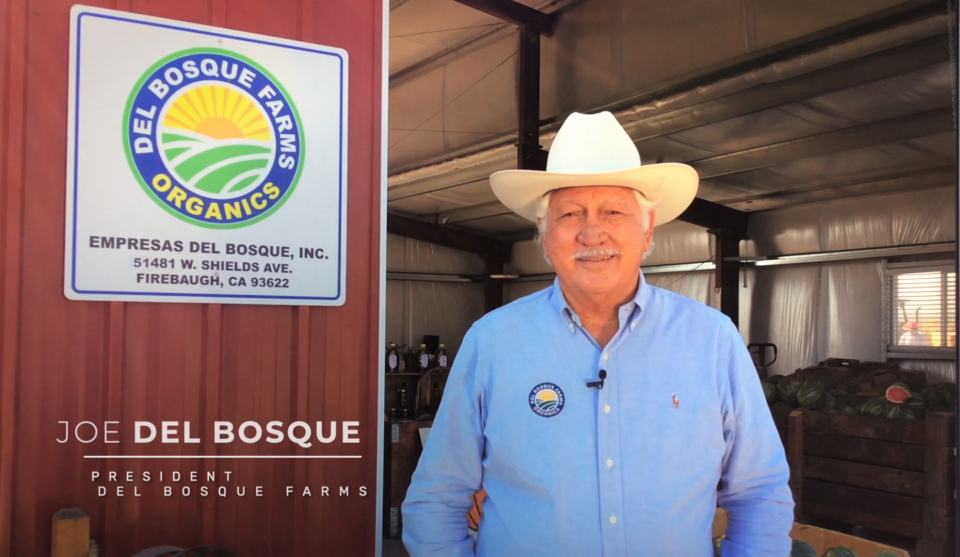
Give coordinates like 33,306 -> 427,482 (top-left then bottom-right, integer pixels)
385,370 -> 449,377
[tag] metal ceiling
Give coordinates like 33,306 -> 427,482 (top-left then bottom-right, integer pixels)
386,0 -> 958,240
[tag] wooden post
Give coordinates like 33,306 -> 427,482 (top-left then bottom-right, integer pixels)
788,410 -> 804,522
922,412 -> 952,557
51,508 -> 89,557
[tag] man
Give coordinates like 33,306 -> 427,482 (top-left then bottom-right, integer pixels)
401,112 -> 794,556
899,322 -> 932,346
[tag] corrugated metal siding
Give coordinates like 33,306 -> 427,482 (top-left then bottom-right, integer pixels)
0,0 -> 384,555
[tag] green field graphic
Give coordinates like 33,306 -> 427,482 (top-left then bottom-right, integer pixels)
160,128 -> 274,195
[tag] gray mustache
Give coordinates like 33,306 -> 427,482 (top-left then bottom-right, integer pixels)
573,249 -> 620,260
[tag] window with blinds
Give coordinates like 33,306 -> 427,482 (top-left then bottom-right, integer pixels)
884,263 -> 956,355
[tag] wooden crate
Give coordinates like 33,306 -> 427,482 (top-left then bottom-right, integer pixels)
713,508 -> 910,556
783,409 -> 956,557
383,420 -> 432,539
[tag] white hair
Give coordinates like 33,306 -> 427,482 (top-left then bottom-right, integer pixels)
534,189 -> 655,265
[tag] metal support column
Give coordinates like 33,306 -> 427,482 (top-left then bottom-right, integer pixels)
711,231 -> 742,328
518,26 -> 548,171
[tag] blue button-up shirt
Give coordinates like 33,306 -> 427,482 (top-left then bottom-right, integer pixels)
402,272 -> 794,557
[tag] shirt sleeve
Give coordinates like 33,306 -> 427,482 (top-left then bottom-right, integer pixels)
401,325 -> 485,557
716,320 -> 795,557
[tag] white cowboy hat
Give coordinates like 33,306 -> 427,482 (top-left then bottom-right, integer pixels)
489,111 -> 699,225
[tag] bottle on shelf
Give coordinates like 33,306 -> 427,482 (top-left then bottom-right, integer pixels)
436,344 -> 449,368
398,382 -> 408,409
417,344 -> 430,372
385,342 -> 400,374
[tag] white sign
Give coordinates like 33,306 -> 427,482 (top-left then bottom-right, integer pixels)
65,6 -> 348,305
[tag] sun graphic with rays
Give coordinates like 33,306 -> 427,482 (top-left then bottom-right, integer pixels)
158,84 -> 275,198
535,389 -> 560,411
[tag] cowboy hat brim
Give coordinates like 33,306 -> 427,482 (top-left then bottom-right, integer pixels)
489,162 -> 699,225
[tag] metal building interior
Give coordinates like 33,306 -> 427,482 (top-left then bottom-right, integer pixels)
381,1 -> 958,555
383,0 -> 957,378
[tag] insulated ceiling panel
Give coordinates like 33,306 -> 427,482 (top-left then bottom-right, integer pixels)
903,132 -> 959,162
619,0 -> 750,97
664,107 -> 832,156
634,135 -> 717,163
389,178 -> 497,214
789,63 -> 953,125
750,138 -> 954,185
696,172 -> 809,203
389,0 -> 514,75
722,169 -> 955,213
440,35 -> 520,149
752,0 -> 917,50
386,0 -> 956,238
456,213 -> 533,234
388,34 -> 520,167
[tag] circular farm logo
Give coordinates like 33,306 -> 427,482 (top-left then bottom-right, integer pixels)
529,383 -> 565,418
123,48 -> 304,228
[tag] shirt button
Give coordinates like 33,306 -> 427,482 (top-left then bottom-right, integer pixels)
609,516 -> 617,525
606,459 -> 614,468
602,353 -> 609,361
604,405 -> 611,413
569,324 -> 575,332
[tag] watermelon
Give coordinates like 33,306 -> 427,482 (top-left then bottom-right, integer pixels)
821,390 -> 837,411
790,539 -> 817,557
884,402 -> 902,420
777,375 -> 804,406
921,386 -> 945,407
823,548 -> 859,557
900,407 -> 919,421
762,381 -> 777,404
768,374 -> 784,385
885,382 -> 911,404
858,397 -> 886,417
904,396 -> 925,417
804,375 -> 830,389
798,382 -> 827,410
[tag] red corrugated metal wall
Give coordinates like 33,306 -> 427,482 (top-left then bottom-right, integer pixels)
0,1 -> 384,555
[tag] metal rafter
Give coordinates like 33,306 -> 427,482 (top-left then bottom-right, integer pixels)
437,107 -> 953,231
389,0 -> 947,175
389,34 -> 949,205
386,213 -> 513,261
453,0 -> 558,36
689,107 -> 954,179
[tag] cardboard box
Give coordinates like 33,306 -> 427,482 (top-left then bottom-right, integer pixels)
712,508 -> 909,556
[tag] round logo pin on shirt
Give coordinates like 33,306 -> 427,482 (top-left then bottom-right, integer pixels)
529,383 -> 565,417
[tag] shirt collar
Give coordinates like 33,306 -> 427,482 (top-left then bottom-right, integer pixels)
550,270 -> 650,326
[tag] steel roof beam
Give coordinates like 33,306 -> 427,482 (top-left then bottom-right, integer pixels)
390,0 -> 946,171
453,0 -> 558,36
549,0 -> 948,123
386,212 -> 513,261
627,36 -> 949,144
690,107 -> 954,179
436,107 -> 952,232
389,35 -> 948,203
720,165 -> 956,211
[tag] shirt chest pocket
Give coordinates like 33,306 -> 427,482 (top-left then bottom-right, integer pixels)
482,380 -> 599,477
617,373 -> 726,463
